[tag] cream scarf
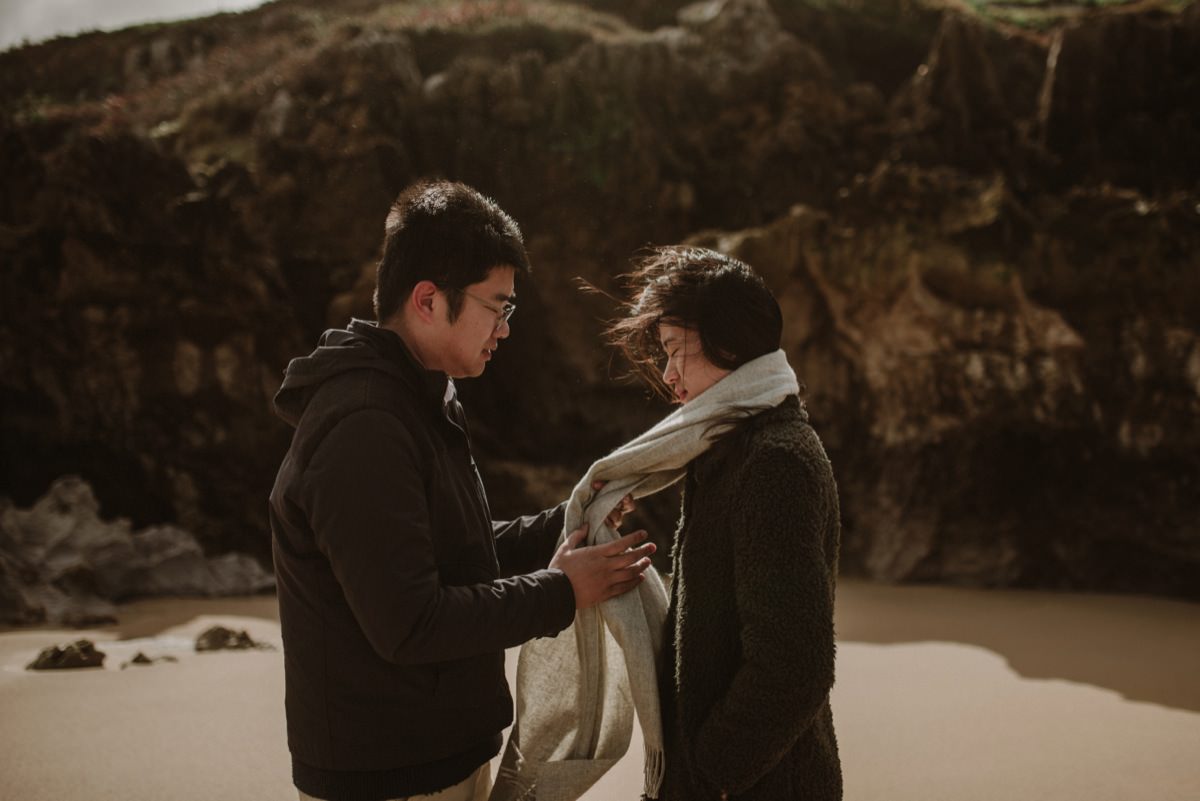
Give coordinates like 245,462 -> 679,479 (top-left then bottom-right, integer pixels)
489,350 -> 800,801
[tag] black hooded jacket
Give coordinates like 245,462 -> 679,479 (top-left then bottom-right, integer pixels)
269,320 -> 575,801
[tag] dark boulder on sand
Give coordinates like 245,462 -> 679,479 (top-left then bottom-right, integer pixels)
120,651 -> 180,668
194,625 -> 273,652
26,639 -> 106,670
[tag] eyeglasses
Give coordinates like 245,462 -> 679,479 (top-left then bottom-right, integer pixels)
460,289 -> 516,331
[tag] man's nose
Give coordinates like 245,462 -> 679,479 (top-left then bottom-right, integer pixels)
496,318 -> 511,339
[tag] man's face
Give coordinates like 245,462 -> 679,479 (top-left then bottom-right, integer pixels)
435,266 -> 516,379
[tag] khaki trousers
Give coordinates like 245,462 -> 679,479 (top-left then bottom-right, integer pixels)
299,761 -> 491,801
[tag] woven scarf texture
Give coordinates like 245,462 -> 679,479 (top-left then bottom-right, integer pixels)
489,350 -> 800,801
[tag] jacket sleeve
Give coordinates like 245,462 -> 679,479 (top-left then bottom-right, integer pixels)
693,441 -> 838,796
301,409 -> 576,665
492,502 -> 568,578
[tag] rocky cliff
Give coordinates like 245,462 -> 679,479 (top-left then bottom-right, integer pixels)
1,0 -> 1197,610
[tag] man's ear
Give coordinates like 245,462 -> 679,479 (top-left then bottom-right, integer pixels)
408,280 -> 440,324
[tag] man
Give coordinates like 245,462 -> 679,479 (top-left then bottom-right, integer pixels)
269,180 -> 652,801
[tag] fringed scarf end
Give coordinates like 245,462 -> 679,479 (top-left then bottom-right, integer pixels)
642,745 -> 665,799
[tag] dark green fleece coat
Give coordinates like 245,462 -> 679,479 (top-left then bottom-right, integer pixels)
659,395 -> 842,801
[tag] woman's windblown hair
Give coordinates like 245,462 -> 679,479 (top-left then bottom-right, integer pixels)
605,246 -> 784,399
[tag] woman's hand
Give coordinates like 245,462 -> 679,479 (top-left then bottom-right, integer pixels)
592,479 -> 635,530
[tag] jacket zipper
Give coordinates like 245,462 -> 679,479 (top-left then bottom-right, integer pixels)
441,407 -> 500,571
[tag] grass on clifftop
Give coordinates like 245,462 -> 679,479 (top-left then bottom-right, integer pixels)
368,0 -> 633,36
956,0 -> 1193,29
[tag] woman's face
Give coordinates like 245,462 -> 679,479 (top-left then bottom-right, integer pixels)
658,323 -> 731,404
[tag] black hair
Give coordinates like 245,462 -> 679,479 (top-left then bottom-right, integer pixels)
606,246 -> 784,400
373,180 -> 530,322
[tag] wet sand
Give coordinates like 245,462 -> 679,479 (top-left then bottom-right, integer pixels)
1,581 -> 1198,801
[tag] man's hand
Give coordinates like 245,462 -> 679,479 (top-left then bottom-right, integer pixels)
591,479 -> 636,530
549,524 -> 656,609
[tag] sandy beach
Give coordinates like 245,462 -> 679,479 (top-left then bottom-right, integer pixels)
2,580 -> 1198,801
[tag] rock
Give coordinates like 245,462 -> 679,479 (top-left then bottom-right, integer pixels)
770,0 -> 943,96
567,0 -> 690,29
123,37 -> 187,90
686,194 -> 1199,595
126,525 -> 275,597
257,88 -> 297,140
13,585 -> 119,629
1043,5 -> 1200,192
120,652 -> 179,669
194,625 -> 272,652
26,640 -> 106,670
889,11 -> 1047,176
677,0 -> 829,94
0,0 -> 1196,600
0,124 -> 304,562
0,477 -> 275,627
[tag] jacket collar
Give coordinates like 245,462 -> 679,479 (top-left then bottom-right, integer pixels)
347,319 -> 450,410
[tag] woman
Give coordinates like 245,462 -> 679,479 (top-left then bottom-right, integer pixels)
608,246 -> 843,801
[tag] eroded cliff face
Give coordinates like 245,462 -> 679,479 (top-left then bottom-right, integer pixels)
1,0 -> 1196,602
690,187 -> 1200,594
0,123 -> 302,560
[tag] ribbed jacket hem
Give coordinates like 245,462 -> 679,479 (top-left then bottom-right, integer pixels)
292,734 -> 501,801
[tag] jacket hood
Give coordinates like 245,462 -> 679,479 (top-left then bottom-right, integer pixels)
273,319 -> 444,427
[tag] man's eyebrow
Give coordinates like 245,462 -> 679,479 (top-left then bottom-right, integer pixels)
492,292 -> 516,302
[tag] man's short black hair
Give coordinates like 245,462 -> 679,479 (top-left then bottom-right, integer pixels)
373,180 -> 531,322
